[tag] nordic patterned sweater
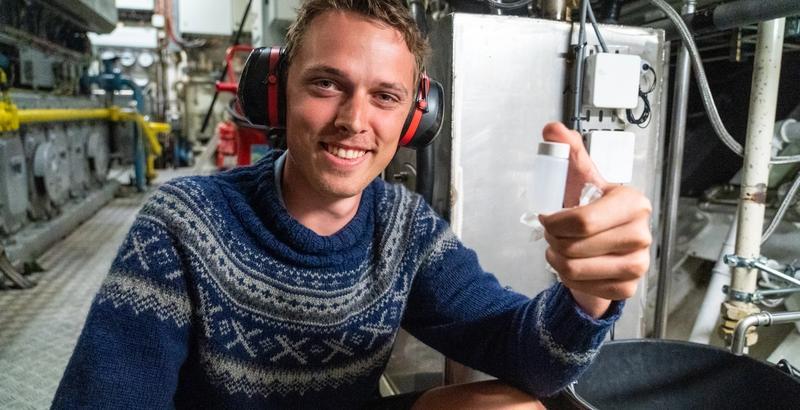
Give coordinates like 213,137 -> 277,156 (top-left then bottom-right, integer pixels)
53,149 -> 622,409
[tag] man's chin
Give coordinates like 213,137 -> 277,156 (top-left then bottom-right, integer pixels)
317,180 -> 369,200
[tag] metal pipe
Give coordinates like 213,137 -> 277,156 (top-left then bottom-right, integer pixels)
541,0 -> 567,20
732,311 -> 800,355
731,18 -> 786,296
750,259 -> 800,288
654,0 -> 696,339
408,0 -> 436,206
757,287 -> 800,297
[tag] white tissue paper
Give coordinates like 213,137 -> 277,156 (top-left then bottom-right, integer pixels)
519,183 -> 604,241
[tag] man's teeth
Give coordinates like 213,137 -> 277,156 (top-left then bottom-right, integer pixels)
326,144 -> 366,159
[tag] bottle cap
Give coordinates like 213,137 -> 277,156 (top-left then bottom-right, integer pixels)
537,142 -> 570,159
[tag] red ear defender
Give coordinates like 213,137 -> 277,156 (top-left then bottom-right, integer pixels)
238,46 -> 286,128
399,73 -> 444,149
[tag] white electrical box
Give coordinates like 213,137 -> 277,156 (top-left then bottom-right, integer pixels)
583,53 -> 641,109
178,0 -> 232,35
586,131 -> 636,184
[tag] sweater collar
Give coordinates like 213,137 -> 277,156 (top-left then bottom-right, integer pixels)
250,149 -> 378,256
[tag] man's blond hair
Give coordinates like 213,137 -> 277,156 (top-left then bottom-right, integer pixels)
285,0 -> 430,74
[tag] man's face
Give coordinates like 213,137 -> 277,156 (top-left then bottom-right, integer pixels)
284,10 -> 417,200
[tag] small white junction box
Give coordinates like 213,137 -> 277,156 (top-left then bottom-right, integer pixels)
583,53 -> 641,109
586,131 -> 636,184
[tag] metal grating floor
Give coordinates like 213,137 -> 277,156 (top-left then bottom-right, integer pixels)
0,169 -> 199,409
0,194 -> 143,409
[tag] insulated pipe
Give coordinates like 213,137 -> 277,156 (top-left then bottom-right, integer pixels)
654,0 -> 696,339
732,311 -> 800,355
649,0 -> 800,41
731,18 -> 786,297
689,209 -> 738,344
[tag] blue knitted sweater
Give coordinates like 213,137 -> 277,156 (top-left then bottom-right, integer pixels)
53,149 -> 621,409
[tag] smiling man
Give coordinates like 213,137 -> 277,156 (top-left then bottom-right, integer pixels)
53,1 -> 651,409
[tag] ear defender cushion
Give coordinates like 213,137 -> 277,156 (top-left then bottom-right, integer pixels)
399,76 -> 445,149
238,46 -> 286,128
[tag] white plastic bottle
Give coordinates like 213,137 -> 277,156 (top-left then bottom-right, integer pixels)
530,141 -> 570,215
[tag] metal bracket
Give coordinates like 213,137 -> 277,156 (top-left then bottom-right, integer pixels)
722,285 -> 754,303
724,254 -> 800,288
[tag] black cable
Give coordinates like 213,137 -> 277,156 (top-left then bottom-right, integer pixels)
199,0 -> 253,135
626,63 -> 656,127
626,91 -> 651,127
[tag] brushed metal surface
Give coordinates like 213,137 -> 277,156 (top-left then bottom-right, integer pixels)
439,14 -> 668,340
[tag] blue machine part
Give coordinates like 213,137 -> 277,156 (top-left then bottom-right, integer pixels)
82,57 -> 147,191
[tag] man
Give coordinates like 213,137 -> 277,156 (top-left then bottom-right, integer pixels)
53,0 -> 651,408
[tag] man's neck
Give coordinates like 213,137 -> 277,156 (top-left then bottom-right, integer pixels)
281,155 -> 361,236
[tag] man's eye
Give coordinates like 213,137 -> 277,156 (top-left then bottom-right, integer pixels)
377,93 -> 399,103
314,79 -> 336,89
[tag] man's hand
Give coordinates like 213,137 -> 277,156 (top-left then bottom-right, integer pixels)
538,122 -> 652,318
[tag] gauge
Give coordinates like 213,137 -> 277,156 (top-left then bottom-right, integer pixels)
99,50 -> 116,61
138,52 -> 155,68
132,73 -> 150,87
120,51 -> 136,67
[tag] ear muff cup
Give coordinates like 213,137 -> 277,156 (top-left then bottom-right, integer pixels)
399,78 -> 445,149
238,46 -> 286,128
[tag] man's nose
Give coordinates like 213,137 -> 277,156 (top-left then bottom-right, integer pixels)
334,92 -> 368,135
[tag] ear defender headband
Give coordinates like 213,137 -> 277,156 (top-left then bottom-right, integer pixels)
237,46 -> 445,149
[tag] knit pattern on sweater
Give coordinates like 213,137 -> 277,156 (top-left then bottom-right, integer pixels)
53,150 -> 621,409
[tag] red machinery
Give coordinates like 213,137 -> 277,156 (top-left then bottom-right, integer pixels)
214,45 -> 270,169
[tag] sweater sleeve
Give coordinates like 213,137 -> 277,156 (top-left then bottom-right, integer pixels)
52,189 -> 193,409
400,204 -> 623,398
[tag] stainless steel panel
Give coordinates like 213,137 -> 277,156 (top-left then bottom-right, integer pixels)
439,13 -> 668,339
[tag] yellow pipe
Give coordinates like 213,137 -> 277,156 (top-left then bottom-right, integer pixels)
0,102 -> 170,181
0,101 -> 19,132
17,108 -> 113,123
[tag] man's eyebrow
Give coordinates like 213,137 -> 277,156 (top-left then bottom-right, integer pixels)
303,64 -> 348,78
303,64 -> 409,98
376,81 -> 409,98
